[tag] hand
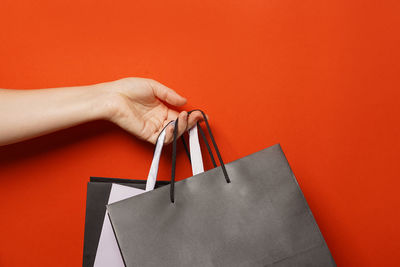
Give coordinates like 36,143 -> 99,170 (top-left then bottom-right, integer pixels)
101,77 -> 203,144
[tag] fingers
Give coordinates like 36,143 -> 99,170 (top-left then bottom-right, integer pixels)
176,111 -> 188,139
165,124 -> 175,144
163,111 -> 207,144
187,110 -> 204,130
164,111 -> 188,144
148,79 -> 187,107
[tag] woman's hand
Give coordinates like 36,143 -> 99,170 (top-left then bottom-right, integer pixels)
0,77 -> 202,146
100,77 -> 203,144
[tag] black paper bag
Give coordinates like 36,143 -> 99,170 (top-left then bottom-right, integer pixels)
82,177 -> 168,267
82,121 -> 203,267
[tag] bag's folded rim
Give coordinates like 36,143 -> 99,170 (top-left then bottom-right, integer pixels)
90,176 -> 170,185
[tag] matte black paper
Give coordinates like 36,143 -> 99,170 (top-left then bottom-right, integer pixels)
82,177 -> 168,267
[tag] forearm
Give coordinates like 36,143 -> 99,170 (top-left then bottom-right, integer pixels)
0,83 -> 111,146
0,77 -> 196,146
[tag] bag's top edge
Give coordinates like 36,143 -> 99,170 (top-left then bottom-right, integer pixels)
89,176 -> 170,184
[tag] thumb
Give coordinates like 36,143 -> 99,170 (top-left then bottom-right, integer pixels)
149,79 -> 187,106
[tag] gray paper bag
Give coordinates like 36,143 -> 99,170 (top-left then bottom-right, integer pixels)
107,111 -> 335,267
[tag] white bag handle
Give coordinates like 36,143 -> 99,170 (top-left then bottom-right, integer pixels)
94,123 -> 204,267
145,123 -> 204,191
189,124 -> 204,175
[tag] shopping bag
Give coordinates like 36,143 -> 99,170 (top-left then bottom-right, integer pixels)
82,177 -> 168,267
107,110 -> 336,267
94,123 -> 206,267
82,123 -> 207,267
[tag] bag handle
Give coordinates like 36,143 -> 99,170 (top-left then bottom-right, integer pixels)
196,121 -> 217,168
146,120 -> 205,191
170,109 -> 231,203
188,123 -> 205,175
181,122 -> 218,168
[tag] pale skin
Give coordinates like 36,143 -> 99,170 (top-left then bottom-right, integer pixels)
0,77 -> 203,146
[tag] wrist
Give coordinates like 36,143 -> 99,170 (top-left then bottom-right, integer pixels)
91,80 -> 123,122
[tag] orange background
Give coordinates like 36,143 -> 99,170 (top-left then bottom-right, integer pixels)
0,0 -> 399,266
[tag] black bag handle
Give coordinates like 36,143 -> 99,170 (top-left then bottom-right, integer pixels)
153,121 -> 191,161
196,121 -> 217,167
170,109 -> 231,203
154,120 -> 215,167
180,121 -> 217,167
152,118 -> 213,187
